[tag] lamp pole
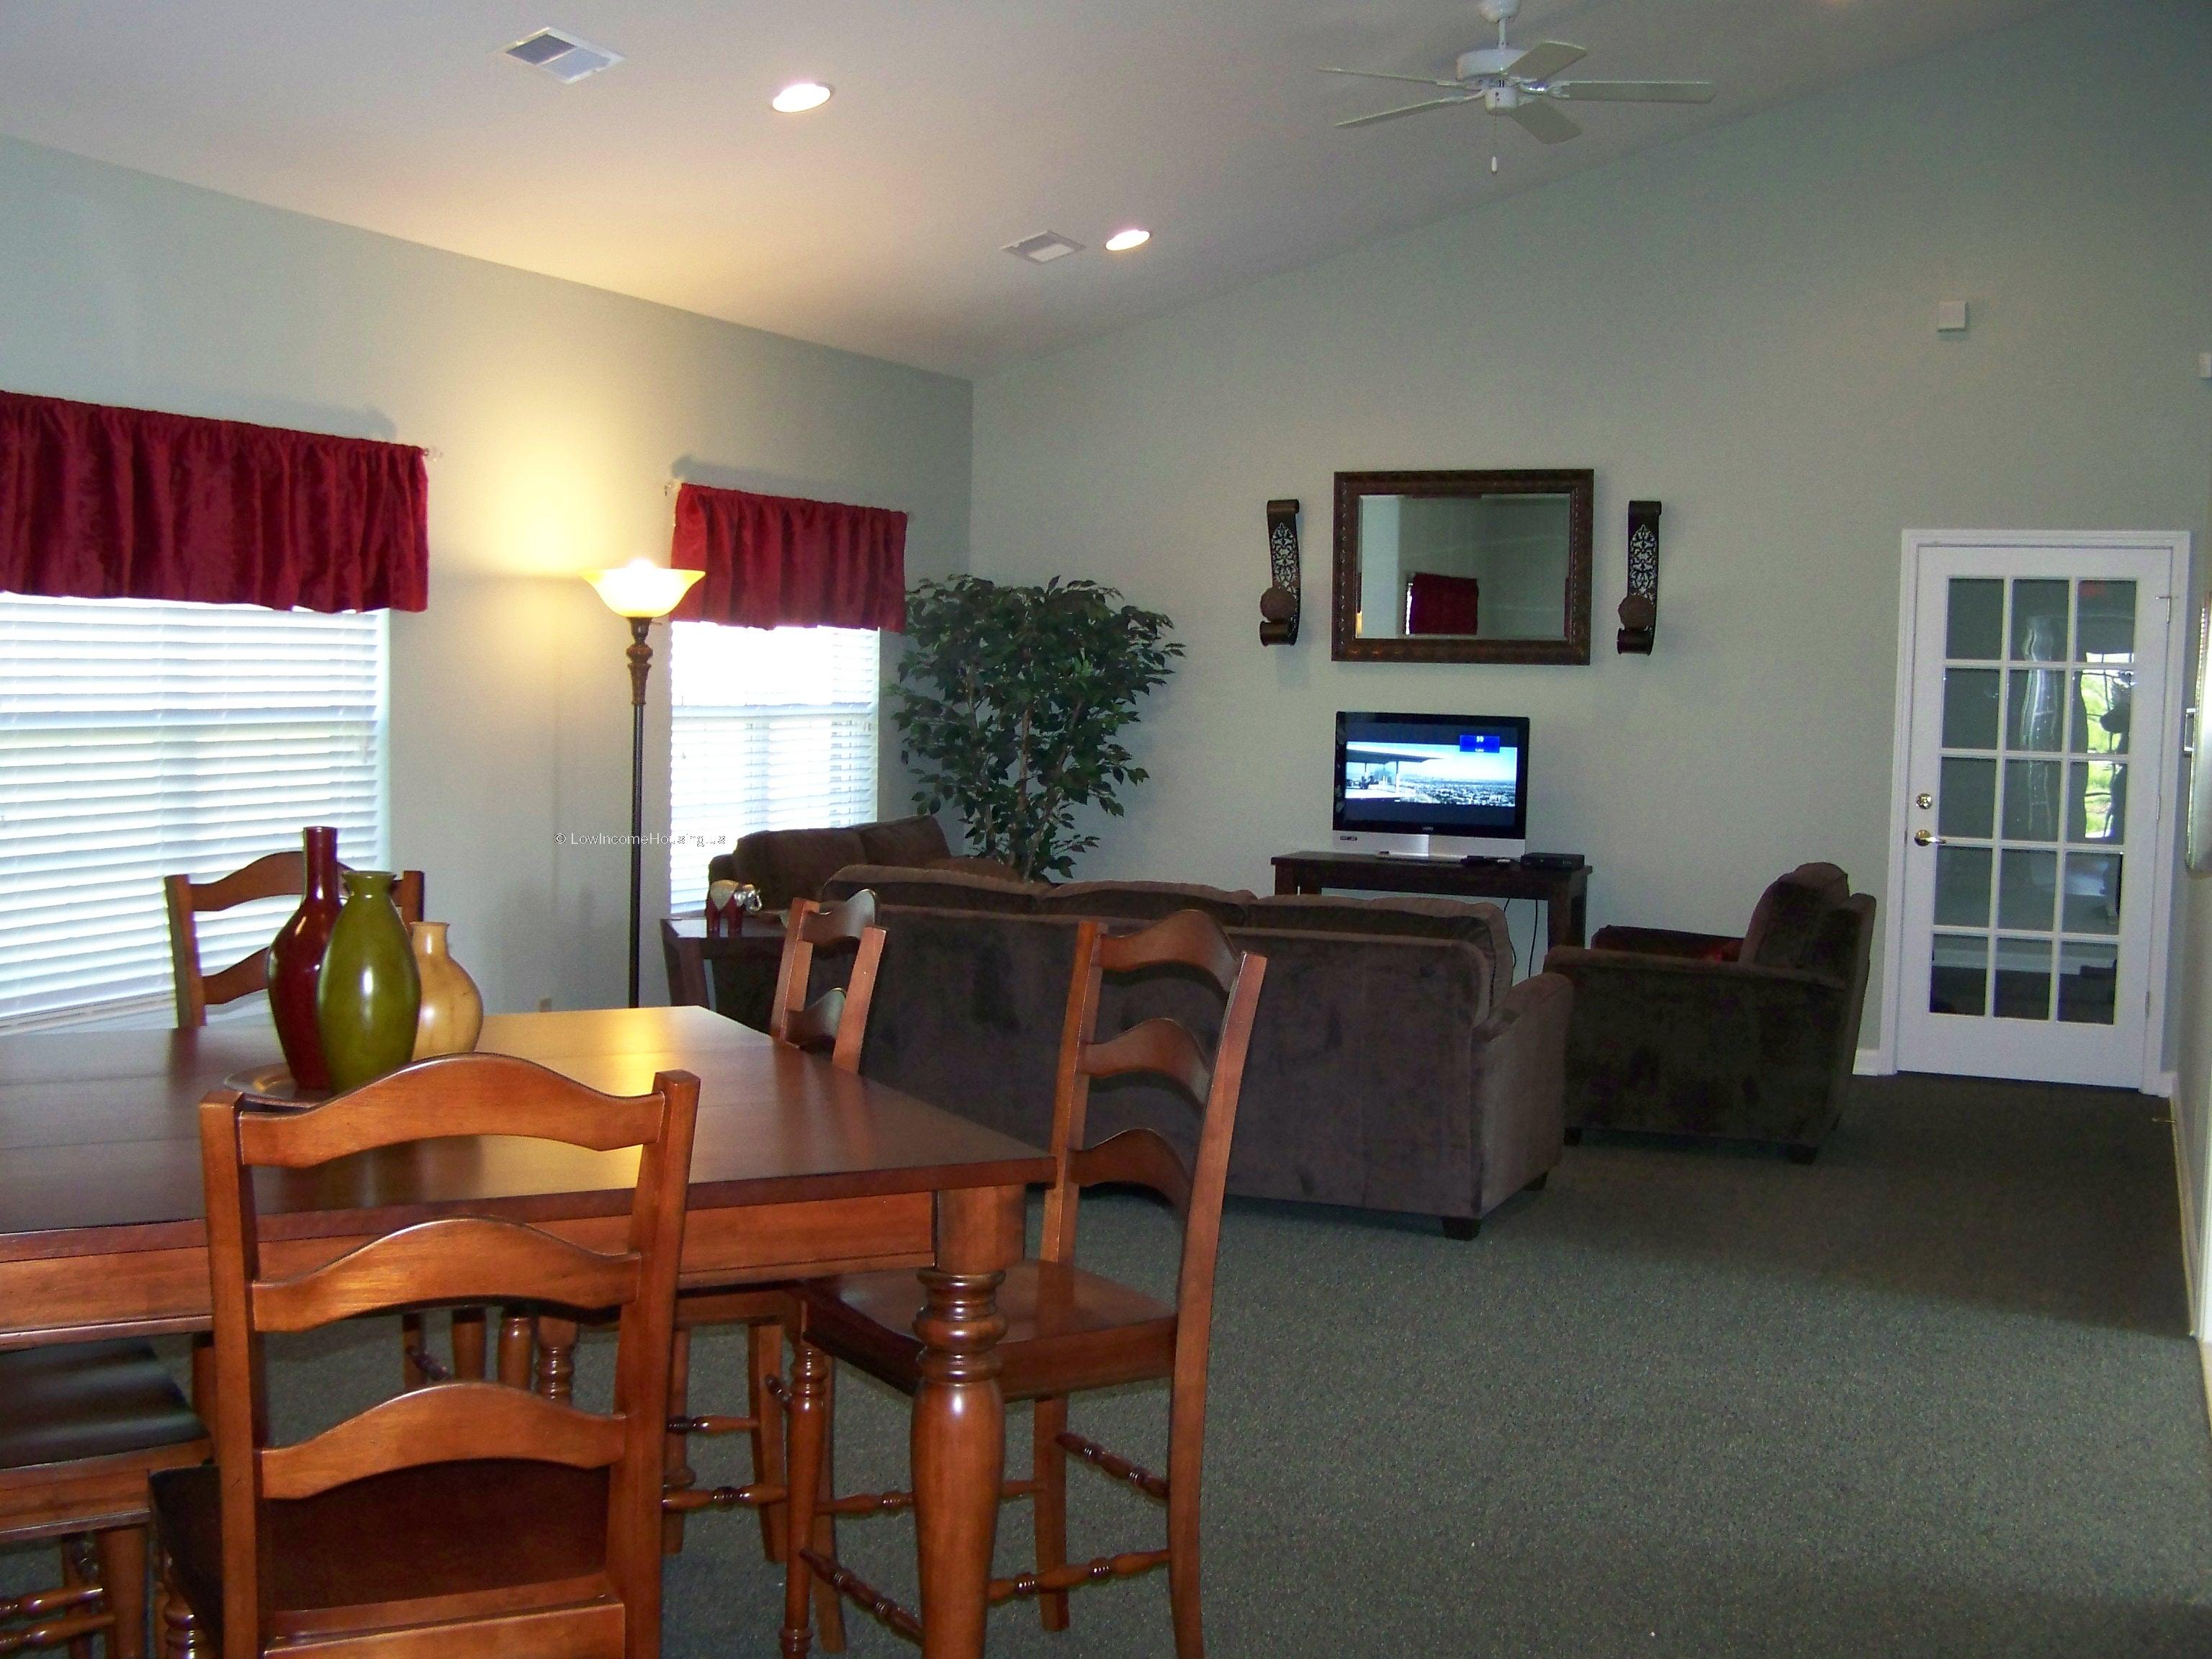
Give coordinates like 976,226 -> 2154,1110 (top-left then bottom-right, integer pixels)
584,561 -> 705,1009
624,615 -> 652,1008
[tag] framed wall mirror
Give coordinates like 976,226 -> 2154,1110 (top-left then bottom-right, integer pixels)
1331,469 -> 1593,664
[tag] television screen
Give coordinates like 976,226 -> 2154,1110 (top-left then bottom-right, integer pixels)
1333,711 -> 1531,840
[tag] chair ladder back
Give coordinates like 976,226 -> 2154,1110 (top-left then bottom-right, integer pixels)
194,1053 -> 699,1659
1038,920 -> 1108,1265
167,852 -> 426,1028
768,891 -> 886,1074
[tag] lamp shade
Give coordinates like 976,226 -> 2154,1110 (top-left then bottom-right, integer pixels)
583,558 -> 703,619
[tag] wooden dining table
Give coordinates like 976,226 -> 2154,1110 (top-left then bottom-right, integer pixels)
0,1004 -> 1055,1659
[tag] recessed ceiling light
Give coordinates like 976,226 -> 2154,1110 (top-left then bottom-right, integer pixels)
772,81 -> 833,114
1105,228 -> 1151,252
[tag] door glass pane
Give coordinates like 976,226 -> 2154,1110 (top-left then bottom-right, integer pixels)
1939,757 -> 1996,839
2058,940 -> 2119,1025
2010,580 -> 2069,661
2062,852 -> 2123,934
1930,933 -> 1988,1017
2070,670 -> 2133,755
2005,670 -> 2065,751
1993,936 -> 2054,1020
1943,669 -> 2001,750
2002,760 -> 2062,840
1946,578 -> 2005,660
2077,580 -> 2136,660
1997,849 -> 2056,931
2067,761 -> 2126,842
1934,846 -> 1992,928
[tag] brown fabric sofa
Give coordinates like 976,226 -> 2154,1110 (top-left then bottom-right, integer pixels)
1542,863 -> 1875,1161
817,865 -> 1573,1234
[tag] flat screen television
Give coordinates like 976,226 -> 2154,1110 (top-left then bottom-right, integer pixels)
1332,711 -> 1532,859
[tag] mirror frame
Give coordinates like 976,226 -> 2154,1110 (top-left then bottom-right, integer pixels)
1330,468 -> 1594,665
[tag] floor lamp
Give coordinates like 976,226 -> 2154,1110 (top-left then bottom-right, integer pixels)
584,559 -> 704,1007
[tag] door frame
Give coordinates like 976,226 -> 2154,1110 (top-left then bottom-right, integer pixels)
1874,529 -> 2192,1092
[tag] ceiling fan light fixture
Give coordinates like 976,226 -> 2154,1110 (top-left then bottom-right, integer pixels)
1105,228 -> 1151,252
771,81 -> 833,113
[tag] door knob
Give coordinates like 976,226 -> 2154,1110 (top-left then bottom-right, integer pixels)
1913,829 -> 1941,847
1915,793 -> 1934,809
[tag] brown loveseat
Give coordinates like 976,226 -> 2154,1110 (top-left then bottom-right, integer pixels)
815,864 -> 1573,1236
1543,862 -> 1875,1161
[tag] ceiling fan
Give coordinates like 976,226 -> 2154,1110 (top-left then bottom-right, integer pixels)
1321,0 -> 1715,145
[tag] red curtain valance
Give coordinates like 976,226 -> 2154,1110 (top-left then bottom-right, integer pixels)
670,483 -> 906,632
0,390 -> 428,613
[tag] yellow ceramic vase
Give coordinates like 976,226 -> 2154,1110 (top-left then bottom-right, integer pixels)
409,922 -> 484,1060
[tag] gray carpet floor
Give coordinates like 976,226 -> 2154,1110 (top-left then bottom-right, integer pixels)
10,1074 -> 2212,1655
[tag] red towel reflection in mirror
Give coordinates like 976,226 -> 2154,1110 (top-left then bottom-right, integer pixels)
1404,572 -> 1480,636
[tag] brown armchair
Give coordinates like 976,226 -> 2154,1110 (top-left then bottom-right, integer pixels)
1543,863 -> 1874,1162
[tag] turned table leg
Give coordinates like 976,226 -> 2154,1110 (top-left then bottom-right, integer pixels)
912,1184 -> 1022,1659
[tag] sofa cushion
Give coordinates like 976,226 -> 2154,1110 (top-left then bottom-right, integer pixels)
732,827 -> 871,911
1740,863 -> 1851,968
822,863 -> 1043,914
1246,893 -> 1514,997
1033,880 -> 1254,925
927,855 -> 1027,882
858,814 -> 953,868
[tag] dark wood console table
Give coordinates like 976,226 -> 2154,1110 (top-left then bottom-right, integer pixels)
1272,850 -> 1591,949
661,913 -> 785,1019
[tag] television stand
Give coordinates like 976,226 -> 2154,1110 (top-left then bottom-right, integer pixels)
1271,850 -> 1591,950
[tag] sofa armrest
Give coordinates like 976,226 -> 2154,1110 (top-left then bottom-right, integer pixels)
1471,971 -> 1573,1215
1587,925 -> 1742,960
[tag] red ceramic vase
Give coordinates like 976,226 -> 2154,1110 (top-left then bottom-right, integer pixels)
268,825 -> 342,1092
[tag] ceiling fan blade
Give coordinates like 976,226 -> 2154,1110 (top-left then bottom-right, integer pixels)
1318,66 -> 1465,89
1550,78 -> 1717,104
1336,96 -> 1472,129
1504,96 -> 1581,143
1506,40 -> 1587,83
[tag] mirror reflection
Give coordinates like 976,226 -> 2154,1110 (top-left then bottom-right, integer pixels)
1355,493 -> 1573,641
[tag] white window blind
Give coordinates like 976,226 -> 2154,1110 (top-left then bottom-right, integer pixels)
0,595 -> 388,1033
668,623 -> 878,912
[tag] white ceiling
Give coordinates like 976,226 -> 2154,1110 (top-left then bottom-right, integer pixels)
0,0 -> 2059,378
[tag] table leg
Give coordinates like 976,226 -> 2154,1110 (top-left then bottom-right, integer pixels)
912,1184 -> 1022,1659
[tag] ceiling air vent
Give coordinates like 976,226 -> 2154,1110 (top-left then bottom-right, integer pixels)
1004,232 -> 1084,265
503,28 -> 624,84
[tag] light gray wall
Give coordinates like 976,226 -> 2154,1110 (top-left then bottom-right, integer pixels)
0,132 -> 972,1015
972,1 -> 2212,1056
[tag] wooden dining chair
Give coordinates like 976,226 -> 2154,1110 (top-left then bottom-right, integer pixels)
0,1342 -> 208,1657
656,891 -> 884,1647
152,1052 -> 698,1659
778,908 -> 1267,1659
164,853 -> 425,1029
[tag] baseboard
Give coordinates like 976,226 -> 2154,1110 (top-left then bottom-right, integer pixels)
2199,1342 -> 2212,1442
2177,1106 -> 2203,1340
1853,1046 -> 1890,1076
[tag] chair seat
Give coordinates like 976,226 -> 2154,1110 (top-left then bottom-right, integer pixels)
0,1341 -> 204,1472
152,1459 -> 613,1645
801,1260 -> 1177,1403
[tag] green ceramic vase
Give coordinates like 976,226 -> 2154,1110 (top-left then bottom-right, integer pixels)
316,870 -> 423,1092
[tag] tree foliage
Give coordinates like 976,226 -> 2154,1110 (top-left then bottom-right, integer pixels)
889,575 -> 1182,881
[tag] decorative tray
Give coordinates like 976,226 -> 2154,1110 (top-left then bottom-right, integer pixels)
220,1064 -> 333,1110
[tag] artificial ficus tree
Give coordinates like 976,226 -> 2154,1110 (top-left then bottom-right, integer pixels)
889,575 -> 1182,881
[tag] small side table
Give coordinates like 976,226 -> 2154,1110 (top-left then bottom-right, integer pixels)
660,914 -> 785,1025
1269,850 -> 1592,950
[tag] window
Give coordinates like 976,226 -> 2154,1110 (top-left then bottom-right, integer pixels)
667,623 -> 878,912
0,595 -> 388,1033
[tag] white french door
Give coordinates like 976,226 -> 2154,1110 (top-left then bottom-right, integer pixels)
1888,533 -> 2186,1087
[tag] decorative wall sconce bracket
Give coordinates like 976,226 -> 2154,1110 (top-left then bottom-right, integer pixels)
1618,499 -> 1661,654
1261,498 -> 1302,646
